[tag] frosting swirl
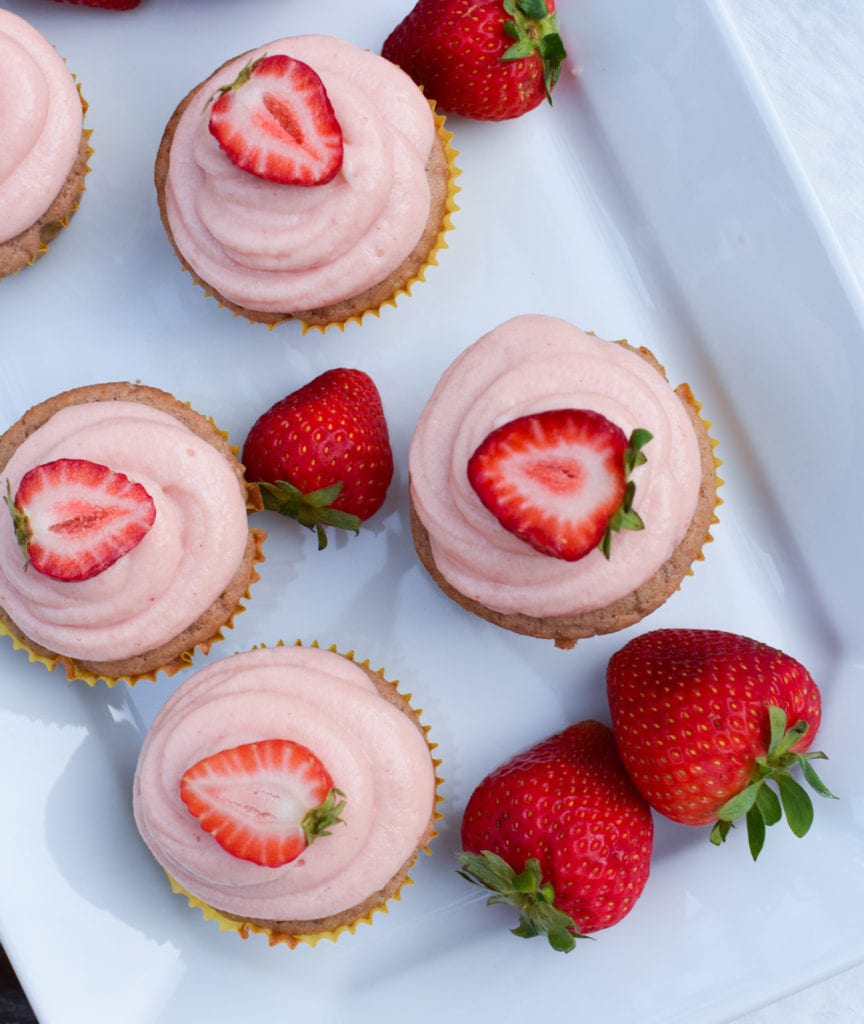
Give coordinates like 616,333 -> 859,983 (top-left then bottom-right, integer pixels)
0,401 -> 250,662
165,35 -> 436,313
133,645 -> 436,921
409,315 -> 702,617
0,10 -> 83,243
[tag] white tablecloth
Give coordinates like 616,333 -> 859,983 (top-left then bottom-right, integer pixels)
721,1 -> 864,1020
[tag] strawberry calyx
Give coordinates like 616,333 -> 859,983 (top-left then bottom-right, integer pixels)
302,785 -> 347,845
456,850 -> 583,953
598,427 -> 653,558
501,0 -> 567,103
257,479 -> 361,551
709,704 -> 838,860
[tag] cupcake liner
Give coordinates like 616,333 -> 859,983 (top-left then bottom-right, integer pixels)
299,103 -> 461,334
675,381 -> 723,574
159,640 -> 444,948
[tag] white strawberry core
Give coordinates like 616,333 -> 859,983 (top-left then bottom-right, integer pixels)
0,11 -> 84,243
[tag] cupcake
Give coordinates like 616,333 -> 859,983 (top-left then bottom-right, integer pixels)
409,314 -> 721,649
0,382 -> 266,684
154,34 -> 459,330
133,642 -> 441,947
0,9 -> 92,279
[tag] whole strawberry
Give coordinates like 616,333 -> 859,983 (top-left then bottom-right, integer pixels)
242,368 -> 394,549
382,0 -> 567,122
458,720 -> 653,952
606,629 -> 837,859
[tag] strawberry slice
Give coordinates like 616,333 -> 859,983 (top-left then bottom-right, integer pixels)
208,54 -> 344,186
180,738 -> 345,868
5,458 -> 156,582
467,409 -> 652,562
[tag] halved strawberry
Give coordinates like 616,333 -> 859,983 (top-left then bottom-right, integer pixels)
208,54 -> 344,186
180,738 -> 345,868
5,458 -> 156,582
467,409 -> 652,562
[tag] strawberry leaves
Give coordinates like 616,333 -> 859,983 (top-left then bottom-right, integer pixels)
710,705 -> 838,859
501,0 -> 566,102
257,480 -> 361,551
598,427 -> 652,558
456,850 -> 583,953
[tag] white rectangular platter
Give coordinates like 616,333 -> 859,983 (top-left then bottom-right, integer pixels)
1,1 -> 862,1022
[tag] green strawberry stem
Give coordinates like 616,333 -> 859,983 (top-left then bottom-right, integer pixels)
456,850 -> 584,953
257,480 -> 361,551
302,787 -> 346,845
501,0 -> 567,103
598,427 -> 652,559
709,704 -> 838,860
3,481 -> 31,569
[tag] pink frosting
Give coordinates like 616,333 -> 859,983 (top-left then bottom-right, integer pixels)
409,315 -> 703,617
0,401 -> 250,662
164,35 -> 436,313
133,645 -> 436,922
0,10 -> 83,243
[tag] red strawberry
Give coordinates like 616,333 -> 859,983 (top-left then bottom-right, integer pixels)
242,368 -> 394,550
458,720 -> 653,952
606,629 -> 838,859
208,54 -> 343,186
382,0 -> 567,122
467,409 -> 652,561
47,0 -> 141,8
180,738 -> 345,868
4,458 -> 156,582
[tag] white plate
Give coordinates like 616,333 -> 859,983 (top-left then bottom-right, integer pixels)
1,1 -> 863,1022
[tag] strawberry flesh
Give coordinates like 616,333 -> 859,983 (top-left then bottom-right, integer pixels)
6,458 -> 156,582
180,738 -> 345,868
467,408 -> 649,561
209,54 -> 343,186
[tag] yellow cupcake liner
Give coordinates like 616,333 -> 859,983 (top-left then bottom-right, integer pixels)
0,527 -> 266,688
164,639 -> 444,948
298,103 -> 462,334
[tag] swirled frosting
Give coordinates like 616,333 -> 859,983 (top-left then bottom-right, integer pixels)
0,401 -> 250,662
409,315 -> 702,617
164,35 -> 436,313
133,645 -> 436,922
0,10 -> 83,243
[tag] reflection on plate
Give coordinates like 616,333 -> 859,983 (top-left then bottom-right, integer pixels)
0,1 -> 862,1023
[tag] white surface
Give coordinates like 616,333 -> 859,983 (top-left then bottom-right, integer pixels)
0,1 -> 862,1023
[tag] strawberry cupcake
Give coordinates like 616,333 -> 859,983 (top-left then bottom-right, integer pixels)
155,34 -> 459,330
0,382 -> 265,684
133,642 -> 442,947
0,9 -> 92,280
409,314 -> 721,648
